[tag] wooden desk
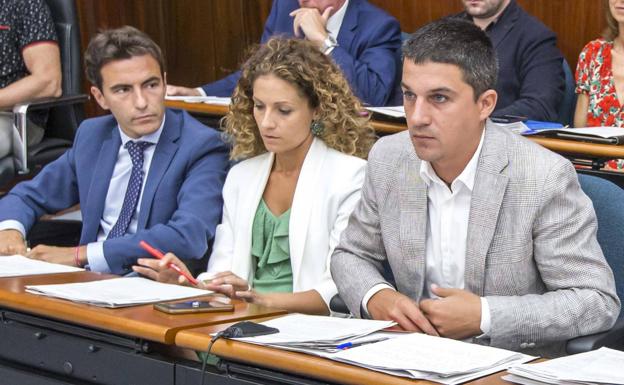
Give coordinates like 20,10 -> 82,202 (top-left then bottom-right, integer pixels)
166,100 -> 624,160
175,323 -> 511,385
0,271 -> 286,344
165,99 -> 228,117
0,272 -> 287,385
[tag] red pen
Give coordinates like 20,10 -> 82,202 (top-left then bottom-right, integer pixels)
139,241 -> 199,286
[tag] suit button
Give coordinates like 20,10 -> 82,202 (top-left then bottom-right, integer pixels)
528,342 -> 536,348
520,342 -> 528,349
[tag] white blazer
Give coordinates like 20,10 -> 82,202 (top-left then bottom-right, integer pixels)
198,138 -> 366,307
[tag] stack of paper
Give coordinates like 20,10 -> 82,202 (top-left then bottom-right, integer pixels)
504,347 -> 624,385
26,277 -> 211,308
366,106 -> 405,118
232,315 -> 532,384
165,95 -> 231,105
331,333 -> 533,385
0,255 -> 83,277
234,314 -> 395,352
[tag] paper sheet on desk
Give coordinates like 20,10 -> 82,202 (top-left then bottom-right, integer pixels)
233,313 -> 395,345
165,95 -> 231,105
506,347 -> 624,385
26,277 -> 211,307
333,332 -> 531,375
0,255 -> 83,277
366,106 -> 405,118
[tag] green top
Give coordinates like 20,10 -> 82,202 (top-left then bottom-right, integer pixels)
250,199 -> 293,293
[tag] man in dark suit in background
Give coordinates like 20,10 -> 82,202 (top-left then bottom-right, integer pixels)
0,26 -> 229,275
459,0 -> 565,121
167,0 -> 402,106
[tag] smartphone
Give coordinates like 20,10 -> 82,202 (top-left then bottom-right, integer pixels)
153,300 -> 234,314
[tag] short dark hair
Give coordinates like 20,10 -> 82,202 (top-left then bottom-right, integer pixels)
84,26 -> 165,89
402,17 -> 498,100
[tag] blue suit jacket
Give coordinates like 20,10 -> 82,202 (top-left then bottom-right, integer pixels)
0,109 -> 230,274
202,0 -> 402,106
460,1 -> 564,121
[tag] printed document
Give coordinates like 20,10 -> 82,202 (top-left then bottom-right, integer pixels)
26,277 -> 211,307
0,255 -> 83,277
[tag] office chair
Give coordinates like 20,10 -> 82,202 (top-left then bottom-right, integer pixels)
557,58 -> 576,127
2,0 -> 87,188
566,174 -> 624,353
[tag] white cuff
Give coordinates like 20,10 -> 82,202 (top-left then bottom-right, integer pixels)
479,297 -> 491,336
196,87 -> 207,97
362,283 -> 395,318
0,220 -> 26,239
86,242 -> 111,273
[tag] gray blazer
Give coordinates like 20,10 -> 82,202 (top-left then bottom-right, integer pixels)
331,122 -> 620,357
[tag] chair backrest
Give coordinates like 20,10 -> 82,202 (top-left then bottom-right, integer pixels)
557,58 -> 576,126
44,0 -> 84,141
578,174 -> 624,304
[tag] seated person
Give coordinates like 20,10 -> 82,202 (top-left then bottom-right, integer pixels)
0,26 -> 229,275
167,0 -> 402,106
330,18 -> 620,357
135,37 -> 375,315
0,0 -> 61,171
575,0 -> 624,128
575,0 -> 624,170
457,0 -> 564,121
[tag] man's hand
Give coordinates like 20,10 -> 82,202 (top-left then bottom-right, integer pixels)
27,245 -> 80,266
419,285 -> 482,340
166,84 -> 201,97
0,230 -> 27,256
289,7 -> 333,47
367,289 -> 439,335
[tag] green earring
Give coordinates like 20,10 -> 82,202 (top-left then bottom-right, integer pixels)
311,120 -> 324,136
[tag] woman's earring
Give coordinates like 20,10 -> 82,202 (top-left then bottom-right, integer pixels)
310,120 -> 324,136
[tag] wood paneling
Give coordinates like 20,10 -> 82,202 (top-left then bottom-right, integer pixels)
75,0 -> 606,117
369,0 -> 606,72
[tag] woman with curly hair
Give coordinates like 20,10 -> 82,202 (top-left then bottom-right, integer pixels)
135,37 -> 375,315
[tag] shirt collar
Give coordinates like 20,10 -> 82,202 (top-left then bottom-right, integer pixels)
118,114 -> 165,146
326,0 -> 349,39
419,128 -> 486,192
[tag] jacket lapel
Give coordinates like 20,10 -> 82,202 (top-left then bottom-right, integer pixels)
289,138 -> 326,288
487,1 -> 519,49
398,144 -> 428,300
138,109 -> 180,229
464,123 -> 509,295
233,153 -> 273,282
336,0 -> 358,53
82,123 -> 120,242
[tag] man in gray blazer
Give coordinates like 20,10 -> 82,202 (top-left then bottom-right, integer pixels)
330,18 -> 620,358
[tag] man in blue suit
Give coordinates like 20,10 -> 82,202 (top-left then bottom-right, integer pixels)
0,26 -> 229,275
167,0 -> 402,106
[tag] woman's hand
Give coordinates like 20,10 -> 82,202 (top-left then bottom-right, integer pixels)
133,252 -> 198,287
203,271 -> 258,300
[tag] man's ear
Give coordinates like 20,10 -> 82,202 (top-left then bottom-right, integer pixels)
90,86 -> 110,111
477,89 -> 497,121
163,71 -> 167,87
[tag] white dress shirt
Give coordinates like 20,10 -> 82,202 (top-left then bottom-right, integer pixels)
362,130 -> 491,336
86,118 -> 165,272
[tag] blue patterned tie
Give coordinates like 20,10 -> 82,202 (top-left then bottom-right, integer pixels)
107,140 -> 154,239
